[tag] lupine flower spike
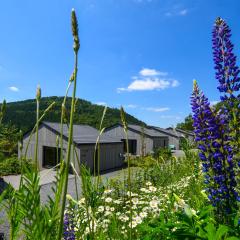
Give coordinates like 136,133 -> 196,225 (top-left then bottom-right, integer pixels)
212,17 -> 240,95
213,17 -> 240,199
191,80 -> 238,221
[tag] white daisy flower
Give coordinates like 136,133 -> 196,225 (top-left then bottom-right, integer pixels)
105,197 -> 113,203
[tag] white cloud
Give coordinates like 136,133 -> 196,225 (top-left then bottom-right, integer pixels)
145,107 -> 170,112
9,86 -> 19,92
139,68 -> 168,77
118,68 -> 179,92
179,9 -> 188,15
95,102 -> 107,106
171,80 -> 180,87
118,78 -> 170,92
165,8 -> 189,17
118,78 -> 179,92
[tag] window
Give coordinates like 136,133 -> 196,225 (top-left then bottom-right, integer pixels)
43,146 -> 61,168
121,139 -> 137,155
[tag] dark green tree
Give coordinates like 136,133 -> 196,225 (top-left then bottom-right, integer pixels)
0,123 -> 19,157
176,114 -> 193,131
2,96 -> 145,133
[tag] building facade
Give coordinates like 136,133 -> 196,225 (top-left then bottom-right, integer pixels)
104,124 -> 169,156
19,122 -> 124,173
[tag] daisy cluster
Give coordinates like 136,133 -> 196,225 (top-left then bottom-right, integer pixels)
63,174 -> 199,239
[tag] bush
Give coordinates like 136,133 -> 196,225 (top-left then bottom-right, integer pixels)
0,152 -> 5,162
153,147 -> 172,161
0,157 -> 33,176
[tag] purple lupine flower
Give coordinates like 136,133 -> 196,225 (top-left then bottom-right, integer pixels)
191,80 -> 238,215
63,213 -> 76,240
212,17 -> 240,94
213,17 -> 240,197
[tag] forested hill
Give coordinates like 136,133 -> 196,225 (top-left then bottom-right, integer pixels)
2,96 -> 145,133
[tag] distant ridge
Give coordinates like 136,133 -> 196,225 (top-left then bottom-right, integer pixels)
2,96 -> 145,132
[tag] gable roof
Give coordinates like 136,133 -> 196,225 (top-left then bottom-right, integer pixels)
105,123 -> 168,138
148,126 -> 180,138
33,122 -> 122,144
166,127 -> 194,137
128,124 -> 167,137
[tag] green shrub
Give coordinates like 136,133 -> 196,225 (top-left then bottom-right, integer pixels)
0,157 -> 33,176
153,147 -> 172,161
0,152 -> 5,162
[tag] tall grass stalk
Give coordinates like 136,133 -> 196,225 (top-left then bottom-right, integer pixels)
94,106 -> 107,188
21,101 -> 55,190
120,106 -> 132,240
57,9 -> 80,239
24,101 -> 56,158
52,78 -> 74,220
72,143 -> 79,200
34,85 -> 41,170
60,80 -> 72,161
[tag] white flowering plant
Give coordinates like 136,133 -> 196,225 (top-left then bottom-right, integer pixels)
64,169 -> 206,239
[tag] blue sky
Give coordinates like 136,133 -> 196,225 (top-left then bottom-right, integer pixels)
0,0 -> 240,127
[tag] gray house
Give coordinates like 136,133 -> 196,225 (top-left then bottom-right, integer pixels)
148,126 -> 181,150
20,122 -> 124,173
104,124 -> 169,156
166,127 -> 195,142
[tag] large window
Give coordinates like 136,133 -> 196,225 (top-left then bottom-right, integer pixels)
122,139 -> 137,155
43,146 -> 61,168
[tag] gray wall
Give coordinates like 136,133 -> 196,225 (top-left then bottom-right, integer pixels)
153,137 -> 169,149
19,124 -> 77,171
78,143 -> 124,172
104,125 -> 153,155
167,136 -> 180,150
20,125 -> 124,173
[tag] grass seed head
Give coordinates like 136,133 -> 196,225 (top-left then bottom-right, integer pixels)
36,85 -> 41,101
71,9 -> 80,53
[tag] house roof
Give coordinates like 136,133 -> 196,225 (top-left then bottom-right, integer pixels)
166,127 -> 194,137
148,126 -> 180,138
104,123 -> 168,138
128,124 -> 167,138
42,121 -> 122,144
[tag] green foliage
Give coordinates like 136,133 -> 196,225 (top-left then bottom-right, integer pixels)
137,214 -> 173,240
0,152 -> 5,161
128,148 -> 173,169
180,137 -> 195,151
128,155 -> 157,168
172,204 -> 240,239
0,157 -> 21,176
0,157 -> 33,176
0,123 -> 19,157
0,99 -> 6,124
1,166 -> 62,239
153,147 -> 172,160
1,96 -> 145,133
177,114 -> 194,131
